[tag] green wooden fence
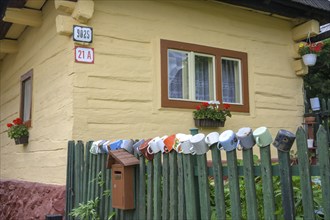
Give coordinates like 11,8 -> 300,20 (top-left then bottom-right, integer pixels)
66,126 -> 330,220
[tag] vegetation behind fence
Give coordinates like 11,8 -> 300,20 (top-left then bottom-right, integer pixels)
66,126 -> 330,220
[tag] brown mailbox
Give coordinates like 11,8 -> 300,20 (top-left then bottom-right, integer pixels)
107,149 -> 139,210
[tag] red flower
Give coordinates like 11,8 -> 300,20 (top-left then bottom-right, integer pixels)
310,42 -> 323,53
202,102 -> 209,107
196,105 -> 201,110
13,118 -> 22,125
7,123 -> 13,128
223,103 -> 231,109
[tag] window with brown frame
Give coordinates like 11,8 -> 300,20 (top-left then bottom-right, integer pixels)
20,69 -> 33,127
161,39 -> 249,113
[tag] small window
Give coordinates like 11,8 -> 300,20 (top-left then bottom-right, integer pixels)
168,49 -> 215,101
20,70 -> 33,127
161,39 -> 249,113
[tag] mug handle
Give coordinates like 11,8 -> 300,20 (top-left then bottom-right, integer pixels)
205,136 -> 210,145
236,139 -> 241,150
176,143 -> 183,153
147,145 -> 153,154
217,142 -> 223,150
217,141 -> 223,150
189,146 -> 196,155
256,137 -> 261,147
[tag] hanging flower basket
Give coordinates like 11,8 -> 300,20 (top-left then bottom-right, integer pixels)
194,119 -> 225,127
302,54 -> 317,66
14,135 -> 29,145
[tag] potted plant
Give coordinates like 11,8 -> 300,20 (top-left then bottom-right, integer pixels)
6,118 -> 29,145
298,41 -> 323,66
193,101 -> 231,127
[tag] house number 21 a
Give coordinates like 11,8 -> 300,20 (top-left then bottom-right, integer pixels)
75,46 -> 94,64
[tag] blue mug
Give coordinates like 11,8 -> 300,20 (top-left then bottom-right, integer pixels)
109,140 -> 123,151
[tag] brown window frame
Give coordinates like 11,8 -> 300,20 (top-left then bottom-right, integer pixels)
161,39 -> 249,113
20,69 -> 33,127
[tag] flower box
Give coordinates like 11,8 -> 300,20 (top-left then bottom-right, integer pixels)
194,119 -> 225,127
14,136 -> 29,145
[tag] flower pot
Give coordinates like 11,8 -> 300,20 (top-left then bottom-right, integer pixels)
14,136 -> 29,145
194,119 -> 225,127
302,54 -> 317,66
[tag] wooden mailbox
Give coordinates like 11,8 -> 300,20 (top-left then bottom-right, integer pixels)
107,149 -> 139,210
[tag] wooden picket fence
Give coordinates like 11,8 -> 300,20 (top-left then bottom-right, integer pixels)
65,126 -> 330,220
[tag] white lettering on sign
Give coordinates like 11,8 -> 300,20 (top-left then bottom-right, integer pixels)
73,25 -> 93,43
75,46 -> 94,64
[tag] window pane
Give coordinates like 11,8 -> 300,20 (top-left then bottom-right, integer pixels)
195,55 -> 214,101
23,78 -> 32,122
222,58 -> 242,104
168,50 -> 189,99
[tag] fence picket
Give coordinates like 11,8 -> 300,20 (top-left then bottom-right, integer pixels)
183,154 -> 198,220
104,161 -> 111,219
147,160 -> 153,220
153,153 -> 162,220
83,141 -> 92,203
65,141 -> 75,220
227,149 -> 242,220
138,156 -> 146,220
259,145 -> 276,219
317,125 -> 330,219
197,154 -> 211,220
296,127 -> 315,219
74,141 -> 84,207
169,152 -> 178,220
99,154 -> 106,220
162,153 -> 170,220
242,148 -> 258,220
210,145 -> 226,220
278,150 -> 294,220
177,153 -> 186,220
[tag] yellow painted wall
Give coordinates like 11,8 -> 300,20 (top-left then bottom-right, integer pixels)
0,1 -> 74,184
72,1 -> 304,158
0,0 -> 305,184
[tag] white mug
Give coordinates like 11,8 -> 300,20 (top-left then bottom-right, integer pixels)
205,132 -> 220,147
190,133 -> 209,155
218,130 -> 239,152
147,136 -> 162,154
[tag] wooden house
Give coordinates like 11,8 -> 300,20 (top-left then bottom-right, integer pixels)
1,0 -> 329,185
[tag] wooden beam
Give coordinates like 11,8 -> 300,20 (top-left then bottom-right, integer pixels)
72,0 -> 94,24
25,0 -> 46,10
0,39 -> 18,53
55,15 -> 78,36
55,0 -> 76,14
3,8 -> 42,27
292,20 -> 319,42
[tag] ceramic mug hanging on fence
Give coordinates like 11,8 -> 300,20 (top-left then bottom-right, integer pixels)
218,130 -> 239,152
177,134 -> 193,154
133,139 -> 144,155
205,132 -> 220,147
190,133 -> 209,155
253,126 -> 273,147
120,139 -> 134,154
272,129 -> 296,152
236,127 -> 255,150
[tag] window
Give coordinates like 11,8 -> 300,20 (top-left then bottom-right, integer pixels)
161,39 -> 249,113
20,70 -> 33,127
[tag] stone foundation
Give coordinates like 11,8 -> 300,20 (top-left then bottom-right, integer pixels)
0,179 -> 65,220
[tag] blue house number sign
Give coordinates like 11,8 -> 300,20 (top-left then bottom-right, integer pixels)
73,25 -> 93,43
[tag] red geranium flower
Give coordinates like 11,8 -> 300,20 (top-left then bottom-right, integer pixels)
202,102 -> 209,107
7,123 -> 13,128
224,103 -> 231,109
13,118 -> 22,125
196,105 -> 201,110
